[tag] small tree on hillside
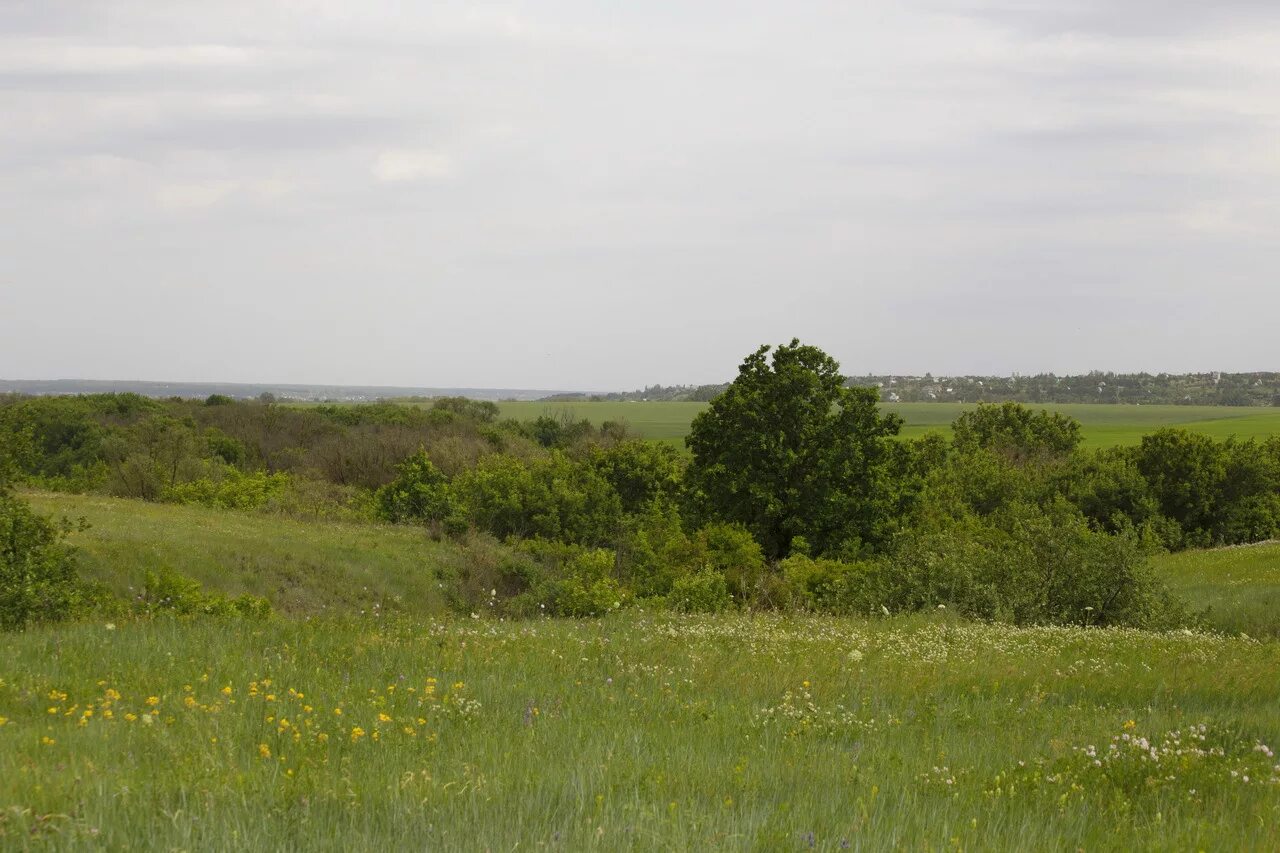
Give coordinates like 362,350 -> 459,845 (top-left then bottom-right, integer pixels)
685,339 -> 902,559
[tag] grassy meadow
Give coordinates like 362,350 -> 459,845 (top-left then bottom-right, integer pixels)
494,401 -> 1280,449
4,493 -> 1280,849
21,491 -> 456,617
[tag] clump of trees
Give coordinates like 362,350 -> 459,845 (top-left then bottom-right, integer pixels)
3,341 -> 1280,629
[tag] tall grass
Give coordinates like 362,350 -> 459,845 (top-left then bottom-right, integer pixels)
3,613 -> 1279,850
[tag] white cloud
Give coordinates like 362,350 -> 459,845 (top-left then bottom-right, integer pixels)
153,178 -> 292,210
371,149 -> 454,183
0,39 -> 258,74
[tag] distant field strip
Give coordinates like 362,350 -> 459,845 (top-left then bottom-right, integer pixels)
495,402 -> 1280,448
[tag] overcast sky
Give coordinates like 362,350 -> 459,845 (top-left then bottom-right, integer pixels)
2,1 -> 1278,390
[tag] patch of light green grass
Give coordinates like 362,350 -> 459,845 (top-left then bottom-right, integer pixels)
1156,541 -> 1280,638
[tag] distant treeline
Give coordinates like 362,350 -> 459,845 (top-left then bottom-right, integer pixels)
0,379 -> 558,403
547,372 -> 1280,406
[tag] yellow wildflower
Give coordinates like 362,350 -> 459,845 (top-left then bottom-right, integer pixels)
350,726 -> 366,743
145,696 -> 160,707
258,743 -> 271,759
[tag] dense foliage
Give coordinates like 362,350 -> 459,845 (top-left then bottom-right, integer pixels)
685,340 -> 903,559
3,341 -> 1279,630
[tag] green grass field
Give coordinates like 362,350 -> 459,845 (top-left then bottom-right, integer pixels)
5,494 -> 1280,849
494,401 -> 1280,448
20,492 -> 458,618
1158,541 -> 1280,638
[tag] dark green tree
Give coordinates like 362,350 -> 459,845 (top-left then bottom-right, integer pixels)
1134,428 -> 1225,545
685,339 -> 902,558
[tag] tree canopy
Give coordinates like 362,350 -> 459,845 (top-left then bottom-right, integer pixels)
685,339 -> 902,559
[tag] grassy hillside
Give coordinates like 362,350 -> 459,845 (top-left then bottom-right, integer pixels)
494,401 -> 1280,448
22,491 -> 457,617
1156,541 -> 1280,638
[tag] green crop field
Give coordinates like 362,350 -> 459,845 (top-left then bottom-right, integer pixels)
494,401 -> 1280,448
4,494 -> 1280,849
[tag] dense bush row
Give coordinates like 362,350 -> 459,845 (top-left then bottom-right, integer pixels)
3,341 -> 1279,631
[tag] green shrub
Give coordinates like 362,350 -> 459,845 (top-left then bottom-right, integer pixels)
776,553 -> 870,613
258,476 -> 379,524
0,493 -> 90,630
878,502 -> 1181,627
616,499 -> 694,598
952,402 -> 1082,463
691,523 -> 764,603
134,568 -> 272,619
165,468 -> 290,511
1214,494 -> 1280,545
669,571 -> 731,613
591,440 -> 686,513
508,541 -> 627,617
540,574 -> 627,617
453,452 -> 621,545
375,450 -> 455,524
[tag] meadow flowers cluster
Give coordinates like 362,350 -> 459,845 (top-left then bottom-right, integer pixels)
15,672 -> 481,772
752,682 -> 893,739
986,723 -> 1280,809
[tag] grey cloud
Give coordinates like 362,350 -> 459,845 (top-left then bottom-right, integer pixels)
951,0 -> 1280,36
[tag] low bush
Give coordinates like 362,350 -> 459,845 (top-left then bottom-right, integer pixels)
668,570 -> 731,613
165,468 -> 290,511
374,450 -> 456,524
0,493 -> 92,630
134,568 -> 272,619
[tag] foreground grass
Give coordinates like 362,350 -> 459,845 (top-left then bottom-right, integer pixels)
3,613 -> 1279,850
493,401 -> 1280,449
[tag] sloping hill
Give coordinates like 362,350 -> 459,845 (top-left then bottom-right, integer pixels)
23,491 -> 462,616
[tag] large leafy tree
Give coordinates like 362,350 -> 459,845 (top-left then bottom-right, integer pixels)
685,339 -> 902,559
